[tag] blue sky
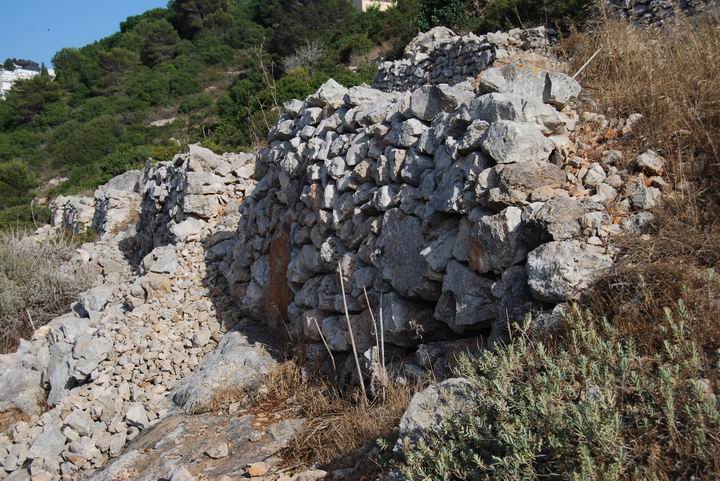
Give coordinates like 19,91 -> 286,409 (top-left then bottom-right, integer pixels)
1,0 -> 169,67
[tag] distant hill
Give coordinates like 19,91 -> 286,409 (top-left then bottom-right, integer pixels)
0,0 -> 420,230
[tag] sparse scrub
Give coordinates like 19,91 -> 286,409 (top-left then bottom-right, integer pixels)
0,231 -> 93,352
281,40 -> 327,73
563,17 -> 720,208
563,16 -> 720,369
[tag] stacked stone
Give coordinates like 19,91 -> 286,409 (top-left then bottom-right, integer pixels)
134,145 -> 256,258
92,171 -> 142,241
45,172 -> 141,241
0,240 -> 232,480
606,0 -> 718,25
0,144 -> 271,480
49,196 -> 95,235
224,54 -> 664,381
373,26 -> 556,92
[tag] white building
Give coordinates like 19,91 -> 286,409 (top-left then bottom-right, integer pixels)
0,66 -> 54,98
351,0 -> 395,12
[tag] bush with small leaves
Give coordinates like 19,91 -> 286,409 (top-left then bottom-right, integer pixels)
397,298 -> 720,480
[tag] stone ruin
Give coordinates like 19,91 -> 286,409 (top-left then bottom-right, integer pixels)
0,25 -> 671,481
606,0 -> 718,25
373,26 -> 556,92
221,27 -> 666,382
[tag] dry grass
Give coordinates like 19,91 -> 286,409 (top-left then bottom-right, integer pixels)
268,363 -> 412,467
210,361 -> 413,471
0,231 -> 93,352
562,16 -> 720,353
563,16 -> 720,205
0,409 -> 29,434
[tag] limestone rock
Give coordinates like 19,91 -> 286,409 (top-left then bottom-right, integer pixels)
526,240 -> 613,302
395,378 -> 471,452
173,320 -> 278,413
481,120 -> 554,164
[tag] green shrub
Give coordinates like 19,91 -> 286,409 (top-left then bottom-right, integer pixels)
0,161 -> 38,209
0,205 -> 50,232
418,0 -> 598,33
398,299 -> 720,480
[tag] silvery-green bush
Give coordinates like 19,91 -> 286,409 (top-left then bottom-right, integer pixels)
397,302 -> 720,480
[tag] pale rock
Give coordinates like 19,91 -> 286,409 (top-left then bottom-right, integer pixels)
481,120 -> 554,164
526,240 -> 613,302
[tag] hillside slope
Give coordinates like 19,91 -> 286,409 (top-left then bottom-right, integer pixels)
0,0 -> 420,230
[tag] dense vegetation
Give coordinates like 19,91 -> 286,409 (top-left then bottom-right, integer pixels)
0,0 -> 420,229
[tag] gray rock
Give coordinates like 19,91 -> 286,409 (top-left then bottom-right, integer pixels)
171,466 -> 196,481
435,261 -> 496,331
526,240 -> 613,302
81,286 -> 113,313
380,293 -> 436,347
71,335 -> 112,380
492,265 -> 533,326
205,442 -> 229,459
626,178 -> 662,210
171,217 -> 205,242
462,92 -> 526,123
173,320 -> 278,413
469,207 -> 526,274
405,84 -> 472,122
68,436 -> 101,461
144,248 -> 178,275
0,360 -> 43,417
27,422 -> 65,461
306,79 -> 348,109
377,209 -> 439,300
125,403 -> 150,429
547,72 -> 582,108
526,197 -> 604,242
98,170 -> 141,193
481,121 -> 554,164
491,160 -> 566,206
635,150 -> 666,175
395,378 -> 471,452
186,172 -> 226,195
64,410 -> 95,436
477,63 -> 549,101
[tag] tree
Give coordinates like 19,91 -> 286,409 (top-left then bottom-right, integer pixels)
2,59 -> 15,71
0,161 -> 38,210
417,0 -> 466,31
1,75 -> 62,127
169,0 -> 230,38
139,19 -> 181,66
98,48 -> 139,92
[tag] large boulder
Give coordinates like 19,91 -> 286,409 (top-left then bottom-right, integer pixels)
526,240 -> 613,302
434,261 -> 496,332
377,209 -> 439,301
0,355 -> 44,417
173,320 -> 278,413
481,120 -> 554,164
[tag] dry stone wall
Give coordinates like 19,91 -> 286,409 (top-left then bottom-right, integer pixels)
223,35 -> 665,382
606,0 -> 718,24
373,26 -> 556,92
133,145 -> 256,259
